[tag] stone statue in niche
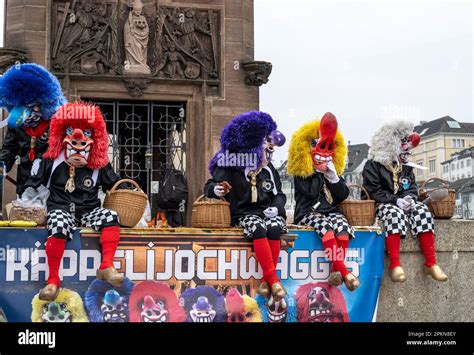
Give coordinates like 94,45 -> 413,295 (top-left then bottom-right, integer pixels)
124,0 -> 151,75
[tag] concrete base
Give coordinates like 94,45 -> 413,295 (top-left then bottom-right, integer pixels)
377,220 -> 474,322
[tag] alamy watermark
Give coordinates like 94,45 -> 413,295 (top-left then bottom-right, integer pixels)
216,150 -> 258,170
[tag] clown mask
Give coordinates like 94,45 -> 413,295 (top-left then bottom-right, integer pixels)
64,126 -> 94,168
140,295 -> 168,323
41,302 -> 72,323
101,290 -> 129,323
267,295 -> 287,323
262,130 -> 286,167
311,113 -> 338,172
399,133 -> 421,165
190,296 -> 216,323
307,286 -> 343,323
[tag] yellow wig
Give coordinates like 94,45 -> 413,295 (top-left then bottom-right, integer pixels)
288,119 -> 348,178
31,288 -> 89,323
243,295 -> 263,323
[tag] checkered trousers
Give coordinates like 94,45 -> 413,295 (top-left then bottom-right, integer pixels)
47,208 -> 120,240
376,202 -> 434,238
238,215 -> 288,240
299,212 -> 356,239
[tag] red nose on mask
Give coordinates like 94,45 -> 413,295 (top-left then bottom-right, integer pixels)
72,129 -> 85,141
409,133 -> 421,148
143,295 -> 158,310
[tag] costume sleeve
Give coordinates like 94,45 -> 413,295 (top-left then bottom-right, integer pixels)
0,128 -> 19,172
294,175 -> 323,200
23,159 -> 51,192
271,167 -> 287,218
204,167 -> 230,199
400,169 -> 419,201
100,164 -> 122,193
326,177 -> 350,205
362,160 -> 398,204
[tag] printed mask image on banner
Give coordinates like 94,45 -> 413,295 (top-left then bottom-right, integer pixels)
0,228 -> 384,323
85,278 -> 135,323
181,286 -> 227,323
129,281 -> 186,323
295,282 -> 349,323
31,288 -> 89,323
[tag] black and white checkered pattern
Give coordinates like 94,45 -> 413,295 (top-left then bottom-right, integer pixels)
80,208 -> 119,231
47,208 -> 119,240
47,209 -> 77,239
377,202 -> 434,238
238,215 -> 287,239
299,212 -> 355,239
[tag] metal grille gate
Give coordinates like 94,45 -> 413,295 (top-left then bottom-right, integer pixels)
85,100 -> 187,199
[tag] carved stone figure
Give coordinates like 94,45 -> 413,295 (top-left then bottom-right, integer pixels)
242,61 -> 273,87
124,0 -> 151,75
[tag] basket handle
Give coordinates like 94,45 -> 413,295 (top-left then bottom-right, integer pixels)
420,178 -> 449,191
109,179 -> 143,193
346,184 -> 371,200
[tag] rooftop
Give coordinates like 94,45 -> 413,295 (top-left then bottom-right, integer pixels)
346,144 -> 370,173
441,147 -> 474,165
414,116 -> 474,137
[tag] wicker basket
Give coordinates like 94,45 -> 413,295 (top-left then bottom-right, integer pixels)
339,184 -> 376,227
103,179 -> 148,228
191,195 -> 231,228
419,178 -> 455,219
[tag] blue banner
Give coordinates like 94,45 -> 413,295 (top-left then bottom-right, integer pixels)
0,228 -> 385,323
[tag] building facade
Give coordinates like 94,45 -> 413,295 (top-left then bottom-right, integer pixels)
1,0 -> 270,219
343,143 -> 370,186
441,147 -> 473,182
412,117 -> 474,182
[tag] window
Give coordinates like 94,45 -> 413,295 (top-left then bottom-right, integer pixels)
461,174 -> 465,179
447,121 -> 462,129
429,159 -> 436,174
416,161 -> 425,176
452,139 -> 466,148
460,161 -> 464,169
420,128 -> 429,136
452,163 -> 456,170
467,160 -> 471,167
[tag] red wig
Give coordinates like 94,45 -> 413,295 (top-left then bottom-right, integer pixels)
129,281 -> 186,323
44,102 -> 110,169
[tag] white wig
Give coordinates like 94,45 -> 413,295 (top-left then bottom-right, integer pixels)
368,120 -> 415,166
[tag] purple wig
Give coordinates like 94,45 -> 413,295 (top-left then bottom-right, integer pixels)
209,111 -> 278,174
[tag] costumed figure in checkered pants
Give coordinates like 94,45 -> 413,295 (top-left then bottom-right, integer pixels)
23,102 -> 125,301
362,120 -> 447,282
204,112 -> 288,301
288,113 -> 360,291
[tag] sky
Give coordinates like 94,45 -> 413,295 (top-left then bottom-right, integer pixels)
0,1 -> 472,165
255,0 -> 474,165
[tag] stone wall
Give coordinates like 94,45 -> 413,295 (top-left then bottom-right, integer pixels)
377,219 -> 474,322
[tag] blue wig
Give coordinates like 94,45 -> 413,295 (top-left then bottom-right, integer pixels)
180,286 -> 227,323
209,111 -> 278,174
0,63 -> 66,120
256,294 -> 297,323
84,278 -> 135,323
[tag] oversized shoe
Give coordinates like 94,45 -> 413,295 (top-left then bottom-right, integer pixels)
344,273 -> 361,292
39,284 -> 59,302
271,282 -> 287,301
328,272 -> 343,286
424,265 -> 448,282
96,267 -> 124,288
390,266 -> 407,283
257,281 -> 271,298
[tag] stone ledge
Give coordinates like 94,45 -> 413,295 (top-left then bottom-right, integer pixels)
398,220 -> 474,252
